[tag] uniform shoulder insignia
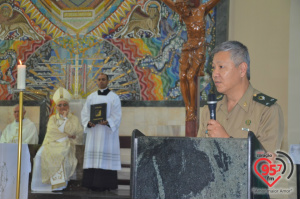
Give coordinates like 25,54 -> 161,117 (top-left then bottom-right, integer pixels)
253,93 -> 277,107
216,94 -> 224,101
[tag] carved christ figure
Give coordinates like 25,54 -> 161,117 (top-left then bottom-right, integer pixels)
162,0 -> 221,121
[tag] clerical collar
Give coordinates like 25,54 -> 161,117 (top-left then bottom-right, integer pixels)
98,88 -> 110,95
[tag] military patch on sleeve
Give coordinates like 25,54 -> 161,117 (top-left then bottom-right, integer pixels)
253,93 -> 277,107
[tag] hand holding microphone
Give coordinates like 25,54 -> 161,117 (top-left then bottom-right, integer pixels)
207,93 -> 217,120
206,94 -> 230,138
206,93 -> 217,137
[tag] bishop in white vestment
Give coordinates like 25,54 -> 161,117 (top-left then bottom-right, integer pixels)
81,73 -> 122,191
31,87 -> 83,192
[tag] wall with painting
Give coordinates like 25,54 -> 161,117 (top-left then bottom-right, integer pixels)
0,0 -> 221,101
0,0 -> 225,138
1,0 -> 295,152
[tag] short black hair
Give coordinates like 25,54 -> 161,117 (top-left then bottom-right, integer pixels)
98,72 -> 109,80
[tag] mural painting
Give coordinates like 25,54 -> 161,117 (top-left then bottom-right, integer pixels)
0,0 -> 217,103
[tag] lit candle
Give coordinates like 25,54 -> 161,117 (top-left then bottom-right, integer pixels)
17,60 -> 26,90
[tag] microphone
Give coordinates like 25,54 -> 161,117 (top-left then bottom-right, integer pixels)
207,93 -> 217,120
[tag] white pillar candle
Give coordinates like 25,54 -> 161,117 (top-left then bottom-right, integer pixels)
17,63 -> 26,90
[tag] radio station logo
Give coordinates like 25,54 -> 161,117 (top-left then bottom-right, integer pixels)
252,150 -> 294,195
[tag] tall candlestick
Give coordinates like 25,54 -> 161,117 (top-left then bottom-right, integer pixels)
17,62 -> 26,90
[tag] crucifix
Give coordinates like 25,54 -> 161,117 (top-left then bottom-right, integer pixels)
67,54 -> 89,98
161,0 -> 221,137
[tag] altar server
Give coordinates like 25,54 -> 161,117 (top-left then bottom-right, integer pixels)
81,72 -> 122,191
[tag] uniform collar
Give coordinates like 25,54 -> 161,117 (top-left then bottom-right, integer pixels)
237,83 -> 254,112
218,83 -> 254,113
218,95 -> 227,114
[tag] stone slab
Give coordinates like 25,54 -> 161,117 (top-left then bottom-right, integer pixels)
131,135 -> 249,199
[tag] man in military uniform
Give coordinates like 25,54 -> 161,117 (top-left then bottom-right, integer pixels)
198,41 -> 284,153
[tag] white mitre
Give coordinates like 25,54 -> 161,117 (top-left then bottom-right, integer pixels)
53,87 -> 72,104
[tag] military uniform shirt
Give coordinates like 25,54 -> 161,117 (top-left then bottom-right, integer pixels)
198,84 -> 284,152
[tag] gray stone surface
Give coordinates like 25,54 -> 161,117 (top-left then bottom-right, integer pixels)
131,137 -> 248,199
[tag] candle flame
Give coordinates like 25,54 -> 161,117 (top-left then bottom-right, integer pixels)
19,59 -> 22,65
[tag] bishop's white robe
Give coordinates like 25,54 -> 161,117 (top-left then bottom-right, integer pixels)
81,90 -> 122,171
31,113 -> 83,192
0,118 -> 38,144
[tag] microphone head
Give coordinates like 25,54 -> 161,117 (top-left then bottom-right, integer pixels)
207,93 -> 217,104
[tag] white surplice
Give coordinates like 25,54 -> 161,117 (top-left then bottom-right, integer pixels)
0,119 -> 38,144
81,90 -> 122,170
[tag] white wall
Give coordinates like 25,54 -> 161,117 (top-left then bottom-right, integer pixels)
288,0 -> 300,145
228,0 -> 290,151
229,1 -> 299,198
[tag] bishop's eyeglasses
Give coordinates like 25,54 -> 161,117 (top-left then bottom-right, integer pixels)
57,103 -> 69,107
